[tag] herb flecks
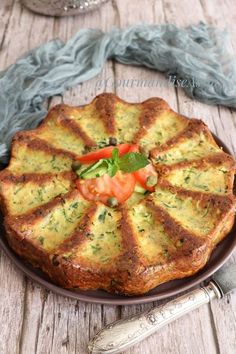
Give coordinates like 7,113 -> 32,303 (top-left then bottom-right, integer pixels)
38,236 -> 45,245
91,244 -> 102,255
98,209 -> 107,223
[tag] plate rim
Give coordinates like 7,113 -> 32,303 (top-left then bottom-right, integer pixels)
0,230 -> 235,305
0,133 -> 235,305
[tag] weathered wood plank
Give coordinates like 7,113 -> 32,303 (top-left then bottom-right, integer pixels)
159,2 -> 236,354
0,0 -> 15,49
0,1 -> 235,354
12,2 -> 120,354
0,3 -> 31,354
197,1 -> 236,353
0,252 -> 26,354
114,1 -> 220,353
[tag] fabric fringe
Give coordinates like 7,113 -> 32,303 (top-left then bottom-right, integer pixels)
0,22 -> 235,163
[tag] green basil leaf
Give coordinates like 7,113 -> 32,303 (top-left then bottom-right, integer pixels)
107,160 -> 118,177
112,147 -> 119,162
118,152 -> 149,173
107,148 -> 120,177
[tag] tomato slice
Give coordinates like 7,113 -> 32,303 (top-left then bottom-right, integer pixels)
77,144 -> 132,164
128,145 -> 157,191
128,144 -> 139,153
133,164 -> 157,192
76,171 -> 136,204
76,143 -> 157,204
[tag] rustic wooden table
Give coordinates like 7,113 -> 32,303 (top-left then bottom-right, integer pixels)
0,0 -> 236,353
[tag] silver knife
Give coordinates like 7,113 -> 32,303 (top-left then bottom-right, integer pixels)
88,264 -> 236,354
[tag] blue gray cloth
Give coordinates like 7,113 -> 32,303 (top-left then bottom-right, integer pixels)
0,23 -> 235,163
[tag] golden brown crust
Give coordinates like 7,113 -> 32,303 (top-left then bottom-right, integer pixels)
150,119 -> 217,158
133,97 -> 171,142
156,179 -> 235,206
94,93 -> 116,134
158,152 -> 236,172
0,170 -> 76,216
5,189 -> 79,226
41,104 -> 97,147
1,92 -> 236,295
12,131 -> 76,160
56,204 -> 98,254
59,106 -> 96,147
115,206 -> 144,282
0,170 -> 76,183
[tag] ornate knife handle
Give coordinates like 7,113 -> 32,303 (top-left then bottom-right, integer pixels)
88,282 -> 222,354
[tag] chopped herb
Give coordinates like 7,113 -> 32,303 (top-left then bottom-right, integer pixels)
138,227 -> 145,232
50,155 -> 61,171
14,185 -> 23,195
97,139 -> 108,148
62,208 -> 74,223
219,168 -> 227,174
162,202 -> 177,208
71,202 -> 79,209
184,176 -> 190,184
98,209 -> 107,223
155,156 -> 165,163
105,231 -> 115,236
47,222 -> 59,232
37,189 -> 44,202
202,207 -> 209,217
156,131 -> 163,137
144,212 -> 152,221
50,155 -> 56,164
118,151 -> 149,173
188,169 -> 197,175
38,236 -> 44,245
91,244 -> 102,254
194,184 -> 209,191
85,232 -> 94,239
100,255 -> 110,263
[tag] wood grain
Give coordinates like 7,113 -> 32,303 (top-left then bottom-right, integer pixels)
0,1 -> 235,354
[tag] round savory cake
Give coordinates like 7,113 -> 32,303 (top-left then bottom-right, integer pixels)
0,93 -> 235,295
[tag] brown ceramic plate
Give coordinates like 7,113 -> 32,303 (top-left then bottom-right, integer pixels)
0,134 -> 235,305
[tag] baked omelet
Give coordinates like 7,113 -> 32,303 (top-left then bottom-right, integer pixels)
0,93 -> 235,295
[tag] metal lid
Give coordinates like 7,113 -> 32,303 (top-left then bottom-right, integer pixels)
21,0 -> 110,16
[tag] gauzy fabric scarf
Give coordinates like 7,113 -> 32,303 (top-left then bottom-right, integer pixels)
0,22 -> 235,163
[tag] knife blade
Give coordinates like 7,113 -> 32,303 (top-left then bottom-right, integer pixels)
88,264 -> 236,354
